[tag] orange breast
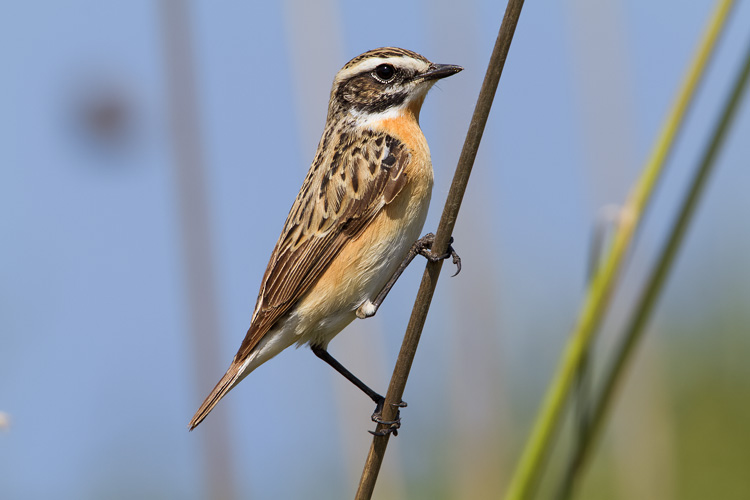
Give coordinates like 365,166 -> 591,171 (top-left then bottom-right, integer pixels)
367,108 -> 433,216
376,113 -> 427,156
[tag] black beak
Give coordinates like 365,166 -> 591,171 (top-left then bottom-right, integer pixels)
419,63 -> 463,82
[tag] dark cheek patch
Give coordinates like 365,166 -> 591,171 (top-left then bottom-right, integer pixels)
365,92 -> 407,114
337,75 -> 408,114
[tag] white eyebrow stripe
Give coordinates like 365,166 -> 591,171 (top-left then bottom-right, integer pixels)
334,57 -> 430,82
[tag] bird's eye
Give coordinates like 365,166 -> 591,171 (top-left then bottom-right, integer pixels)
374,64 -> 395,82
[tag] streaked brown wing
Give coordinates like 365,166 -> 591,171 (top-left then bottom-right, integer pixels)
234,130 -> 409,361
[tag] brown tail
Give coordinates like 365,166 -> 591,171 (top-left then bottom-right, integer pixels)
188,364 -> 242,430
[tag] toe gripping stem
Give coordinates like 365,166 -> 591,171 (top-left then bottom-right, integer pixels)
369,400 -> 408,437
414,233 -> 462,277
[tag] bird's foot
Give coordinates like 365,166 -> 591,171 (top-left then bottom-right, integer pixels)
415,233 -> 462,277
369,399 -> 407,437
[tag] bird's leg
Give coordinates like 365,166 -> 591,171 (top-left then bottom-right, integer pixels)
356,233 -> 461,319
311,345 -> 405,435
311,345 -> 382,402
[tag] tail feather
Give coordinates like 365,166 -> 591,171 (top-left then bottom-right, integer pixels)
188,364 -> 242,430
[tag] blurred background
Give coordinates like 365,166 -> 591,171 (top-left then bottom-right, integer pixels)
2,1 -> 749,499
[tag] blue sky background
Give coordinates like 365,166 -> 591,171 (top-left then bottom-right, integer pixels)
2,1 -> 749,499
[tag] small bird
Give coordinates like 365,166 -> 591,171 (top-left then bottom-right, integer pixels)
189,47 -> 462,433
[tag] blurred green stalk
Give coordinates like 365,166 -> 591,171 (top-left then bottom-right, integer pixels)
503,1 -> 736,498
558,32 -> 750,500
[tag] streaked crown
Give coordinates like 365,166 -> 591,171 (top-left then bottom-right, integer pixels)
327,47 -> 462,121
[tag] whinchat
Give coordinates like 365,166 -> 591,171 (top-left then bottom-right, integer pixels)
189,47 -> 462,433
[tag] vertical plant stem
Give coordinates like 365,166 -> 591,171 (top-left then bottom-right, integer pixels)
558,35 -> 750,500
503,1 -> 735,499
354,1 -> 526,498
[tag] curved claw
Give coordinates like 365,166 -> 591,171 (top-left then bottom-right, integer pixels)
448,246 -> 462,277
428,243 -> 461,277
418,235 -> 462,277
369,426 -> 399,437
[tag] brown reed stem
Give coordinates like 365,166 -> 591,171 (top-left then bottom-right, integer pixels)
354,1 -> 526,498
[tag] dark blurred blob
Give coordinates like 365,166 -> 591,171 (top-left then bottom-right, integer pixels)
65,75 -> 140,162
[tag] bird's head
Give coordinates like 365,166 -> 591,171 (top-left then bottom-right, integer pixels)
328,47 -> 462,125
